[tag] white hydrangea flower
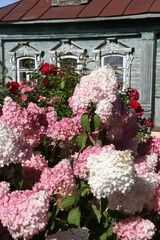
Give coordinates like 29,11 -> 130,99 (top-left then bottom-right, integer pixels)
86,149 -> 135,199
0,121 -> 32,168
108,173 -> 158,214
45,227 -> 89,240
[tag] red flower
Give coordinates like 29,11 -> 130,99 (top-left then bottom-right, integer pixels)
117,82 -> 120,90
147,118 -> 153,127
141,118 -> 147,126
40,63 -> 57,75
6,82 -> 11,87
43,78 -> 48,88
58,70 -> 64,76
141,118 -> 153,127
130,100 -> 144,116
15,95 -> 21,98
130,89 -> 139,100
9,81 -> 19,94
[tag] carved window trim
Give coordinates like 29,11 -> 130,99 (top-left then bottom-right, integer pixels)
49,39 -> 87,73
93,38 -> 134,90
8,42 -> 43,82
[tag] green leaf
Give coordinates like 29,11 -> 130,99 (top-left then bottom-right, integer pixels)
68,207 -> 81,227
101,198 -> 108,214
48,212 -> 52,218
80,113 -> 90,132
60,196 -> 76,208
106,226 -> 113,237
77,133 -> 87,152
61,80 -> 65,89
74,185 -> 90,206
89,135 -> 96,146
91,113 -> 101,132
50,220 -> 55,230
99,233 -> 108,240
92,204 -> 102,223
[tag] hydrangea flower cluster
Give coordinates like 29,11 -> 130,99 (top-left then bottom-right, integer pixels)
69,65 -> 118,115
73,145 -> 115,180
0,121 -> 32,167
134,153 -> 158,174
69,66 -> 139,141
138,136 -> 160,158
113,216 -> 156,240
0,97 -> 48,147
22,152 -> 48,184
46,107 -> 58,137
33,159 -> 77,202
115,139 -> 138,152
48,115 -> 82,143
45,227 -> 89,240
0,182 -> 10,198
108,173 -> 158,214
0,190 -> 50,240
86,149 -> 135,199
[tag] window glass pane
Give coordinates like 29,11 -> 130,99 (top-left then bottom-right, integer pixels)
103,56 -> 123,68
19,58 -> 35,69
60,57 -> 77,68
103,55 -> 124,83
19,71 -> 31,82
116,69 -> 123,83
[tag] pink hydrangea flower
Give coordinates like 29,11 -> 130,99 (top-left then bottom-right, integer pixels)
113,216 -> 156,240
138,136 -> 160,158
33,159 -> 77,203
22,152 -> 48,184
0,190 -> 50,240
73,145 -> 115,180
134,154 -> 158,174
0,182 -> 10,198
47,115 -> 82,143
0,97 -> 48,147
0,121 -> 32,167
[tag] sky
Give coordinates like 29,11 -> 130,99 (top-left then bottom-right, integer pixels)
0,0 -> 20,8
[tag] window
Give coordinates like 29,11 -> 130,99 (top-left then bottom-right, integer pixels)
17,57 -> 36,82
58,55 -> 79,71
93,38 -> 134,91
102,55 -> 125,85
52,0 -> 90,6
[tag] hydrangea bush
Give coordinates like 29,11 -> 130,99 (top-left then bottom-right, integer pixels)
0,62 -> 159,240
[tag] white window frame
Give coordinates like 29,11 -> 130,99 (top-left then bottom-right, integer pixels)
17,57 -> 37,83
101,54 -> 126,91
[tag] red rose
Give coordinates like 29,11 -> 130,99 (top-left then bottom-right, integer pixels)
43,78 -> 48,88
58,70 -> 64,76
40,63 -> 57,75
15,95 -> 21,98
117,82 -> 120,90
11,82 -> 19,88
9,81 -> 19,94
147,118 -> 153,127
141,118 -> 147,126
6,81 -> 11,87
130,100 -> 144,116
130,89 -> 139,100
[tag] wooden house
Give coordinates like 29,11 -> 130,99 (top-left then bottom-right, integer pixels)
0,0 -> 160,129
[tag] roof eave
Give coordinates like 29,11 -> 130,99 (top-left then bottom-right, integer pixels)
0,12 -> 160,25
